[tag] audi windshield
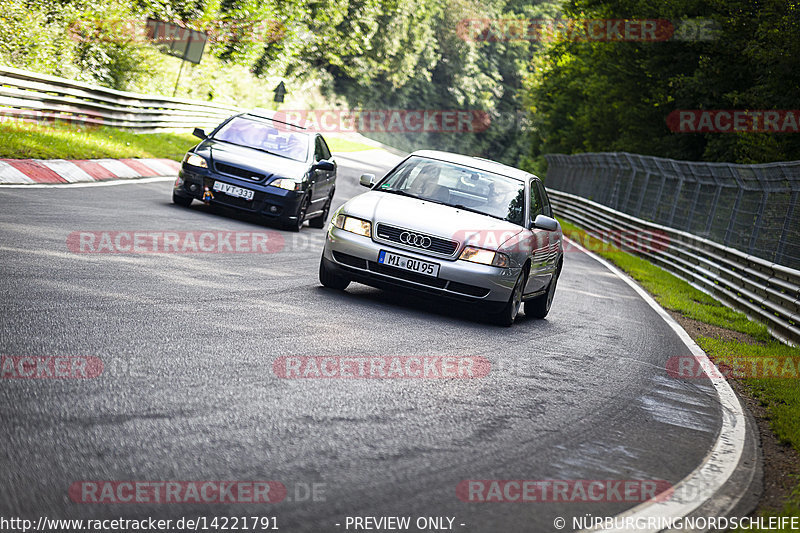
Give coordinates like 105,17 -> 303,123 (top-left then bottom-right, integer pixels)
376,156 -> 526,225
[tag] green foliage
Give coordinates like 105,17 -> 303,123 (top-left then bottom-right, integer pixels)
526,0 -> 800,164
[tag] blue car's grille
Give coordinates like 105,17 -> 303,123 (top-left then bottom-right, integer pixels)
215,162 -> 267,182
375,224 -> 459,256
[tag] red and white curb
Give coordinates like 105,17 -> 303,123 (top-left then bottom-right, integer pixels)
0,158 -> 180,185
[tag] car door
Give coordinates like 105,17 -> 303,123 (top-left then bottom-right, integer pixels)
311,135 -> 334,206
536,179 -> 560,272
524,178 -> 552,295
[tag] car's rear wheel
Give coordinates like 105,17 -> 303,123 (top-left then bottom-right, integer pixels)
172,192 -> 192,207
524,269 -> 559,319
491,271 -> 525,327
319,258 -> 350,290
309,190 -> 334,229
284,195 -> 309,232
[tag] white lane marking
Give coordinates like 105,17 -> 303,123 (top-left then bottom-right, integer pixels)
95,159 -> 140,178
39,159 -> 95,183
566,237 -> 747,532
0,161 -> 35,184
0,176 -> 175,189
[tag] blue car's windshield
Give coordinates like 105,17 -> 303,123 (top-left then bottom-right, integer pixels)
378,156 -> 526,225
214,117 -> 310,162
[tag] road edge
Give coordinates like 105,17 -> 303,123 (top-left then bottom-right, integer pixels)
566,237 -> 760,533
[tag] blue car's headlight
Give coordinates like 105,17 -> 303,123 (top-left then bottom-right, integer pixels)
183,153 -> 207,168
270,178 -> 300,191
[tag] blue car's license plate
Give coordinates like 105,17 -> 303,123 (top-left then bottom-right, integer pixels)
212,181 -> 254,200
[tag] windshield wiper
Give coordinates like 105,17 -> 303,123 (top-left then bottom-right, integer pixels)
453,204 -> 506,221
380,188 -> 421,200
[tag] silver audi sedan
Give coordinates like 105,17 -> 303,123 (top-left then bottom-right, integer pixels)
319,150 -> 563,325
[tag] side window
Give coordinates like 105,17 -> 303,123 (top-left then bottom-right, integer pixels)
318,136 -> 332,160
536,180 -> 552,217
529,180 -> 544,221
314,136 -> 326,161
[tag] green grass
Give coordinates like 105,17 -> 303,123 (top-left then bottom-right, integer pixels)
559,219 -> 800,527
0,121 -> 200,160
560,220 -> 772,342
0,121 -> 379,160
325,136 -> 378,152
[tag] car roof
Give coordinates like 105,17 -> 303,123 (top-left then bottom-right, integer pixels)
409,150 -> 534,182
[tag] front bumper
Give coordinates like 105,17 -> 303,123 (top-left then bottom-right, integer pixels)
322,225 -> 522,307
174,167 -> 304,221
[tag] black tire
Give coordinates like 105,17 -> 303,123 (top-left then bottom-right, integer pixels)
524,270 -> 559,319
284,195 -> 309,232
491,271 -> 526,327
309,191 -> 333,229
172,192 -> 193,207
319,258 -> 350,290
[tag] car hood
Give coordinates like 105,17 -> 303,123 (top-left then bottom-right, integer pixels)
342,190 -> 525,247
196,139 -> 309,178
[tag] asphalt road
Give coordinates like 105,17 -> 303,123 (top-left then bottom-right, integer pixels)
0,149 -> 722,532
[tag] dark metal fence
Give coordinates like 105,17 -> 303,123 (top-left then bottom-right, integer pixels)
545,152 -> 800,270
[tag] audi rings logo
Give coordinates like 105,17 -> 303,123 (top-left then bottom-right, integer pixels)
399,231 -> 432,249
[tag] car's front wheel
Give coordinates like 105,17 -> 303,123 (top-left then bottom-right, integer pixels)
172,192 -> 192,207
319,258 -> 350,290
309,190 -> 334,229
491,271 -> 525,327
284,195 -> 310,232
524,269 -> 559,319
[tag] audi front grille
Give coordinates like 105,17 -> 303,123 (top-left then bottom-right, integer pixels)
375,224 -> 459,257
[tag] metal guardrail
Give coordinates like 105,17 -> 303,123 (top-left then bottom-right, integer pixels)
0,65 -> 241,131
545,152 -> 800,271
548,189 -> 800,346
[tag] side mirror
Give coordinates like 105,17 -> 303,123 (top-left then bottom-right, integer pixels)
313,160 -> 335,171
192,127 -> 207,140
532,214 -> 558,231
360,173 -> 376,188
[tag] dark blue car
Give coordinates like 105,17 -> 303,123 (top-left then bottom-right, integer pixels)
172,110 -> 337,231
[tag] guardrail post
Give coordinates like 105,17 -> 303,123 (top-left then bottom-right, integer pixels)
775,190 -> 799,265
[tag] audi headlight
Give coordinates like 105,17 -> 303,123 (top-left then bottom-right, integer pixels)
270,178 -> 300,191
333,214 -> 371,238
183,153 -> 207,168
459,246 -> 510,268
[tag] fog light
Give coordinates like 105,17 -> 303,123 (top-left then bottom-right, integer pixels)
270,206 -> 278,213
189,183 -> 198,192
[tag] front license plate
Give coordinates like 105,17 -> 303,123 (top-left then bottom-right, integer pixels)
212,181 -> 254,200
378,250 -> 440,277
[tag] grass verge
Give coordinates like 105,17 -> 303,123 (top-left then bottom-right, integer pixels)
0,122 -> 198,160
560,219 -> 800,527
325,136 -> 377,153
1,122 -> 378,161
